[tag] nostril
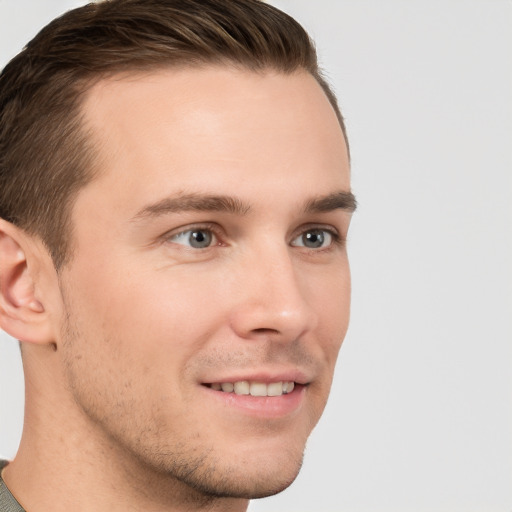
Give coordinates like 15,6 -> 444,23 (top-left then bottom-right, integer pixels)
252,327 -> 279,335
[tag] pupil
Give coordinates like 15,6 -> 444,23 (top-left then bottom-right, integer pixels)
190,230 -> 211,248
304,231 -> 324,248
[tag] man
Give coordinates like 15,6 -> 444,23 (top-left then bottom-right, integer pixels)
0,0 -> 356,510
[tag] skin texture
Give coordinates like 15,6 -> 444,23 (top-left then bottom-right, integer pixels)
0,67 -> 353,512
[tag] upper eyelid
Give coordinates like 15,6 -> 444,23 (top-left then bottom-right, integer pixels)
290,223 -> 342,240
162,222 -> 222,239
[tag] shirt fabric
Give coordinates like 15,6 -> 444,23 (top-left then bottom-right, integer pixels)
0,461 -> 25,512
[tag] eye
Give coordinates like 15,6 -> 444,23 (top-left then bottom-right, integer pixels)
169,228 -> 217,249
291,229 -> 334,249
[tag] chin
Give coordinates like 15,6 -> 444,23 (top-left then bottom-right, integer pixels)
144,440 -> 305,501
181,453 -> 304,500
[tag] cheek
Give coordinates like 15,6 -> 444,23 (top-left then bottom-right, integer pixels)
58,266 -> 218,430
309,259 -> 351,329
306,262 -> 351,383
59,255 -> 237,413
70,259 -> 223,344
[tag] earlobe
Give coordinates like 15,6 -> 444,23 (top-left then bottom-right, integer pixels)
0,220 -> 54,345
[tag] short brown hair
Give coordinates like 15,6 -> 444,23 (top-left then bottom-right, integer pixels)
0,0 -> 348,269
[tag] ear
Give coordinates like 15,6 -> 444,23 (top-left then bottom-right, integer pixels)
0,219 -> 54,345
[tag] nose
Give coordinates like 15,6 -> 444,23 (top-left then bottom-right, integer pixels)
229,246 -> 318,343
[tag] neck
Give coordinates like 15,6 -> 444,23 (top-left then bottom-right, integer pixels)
5,423 -> 249,512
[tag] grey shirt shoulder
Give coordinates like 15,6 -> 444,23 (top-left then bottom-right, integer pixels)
0,461 -> 25,512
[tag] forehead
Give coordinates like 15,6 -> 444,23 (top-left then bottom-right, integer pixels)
78,66 -> 349,212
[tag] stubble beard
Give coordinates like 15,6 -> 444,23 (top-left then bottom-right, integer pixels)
59,296 -> 305,505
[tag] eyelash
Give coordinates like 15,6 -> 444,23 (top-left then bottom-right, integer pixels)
291,226 -> 343,251
163,223 -> 343,251
164,223 -> 223,249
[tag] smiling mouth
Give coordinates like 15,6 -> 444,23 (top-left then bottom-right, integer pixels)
205,381 -> 296,397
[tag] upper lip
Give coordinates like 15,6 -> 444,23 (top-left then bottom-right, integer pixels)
201,368 -> 311,386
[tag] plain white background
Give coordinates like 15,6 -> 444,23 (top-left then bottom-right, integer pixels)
0,1 -> 511,511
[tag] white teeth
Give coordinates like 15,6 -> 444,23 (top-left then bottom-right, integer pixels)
234,381 -> 250,395
250,382 -> 267,397
221,382 -> 234,392
284,381 -> 295,394
267,382 -> 284,396
211,380 -> 296,396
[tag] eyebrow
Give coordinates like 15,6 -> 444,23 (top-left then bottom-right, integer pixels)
132,193 -> 251,220
304,191 -> 357,213
132,190 -> 357,221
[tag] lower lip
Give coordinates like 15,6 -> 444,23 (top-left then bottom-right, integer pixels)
201,384 -> 306,419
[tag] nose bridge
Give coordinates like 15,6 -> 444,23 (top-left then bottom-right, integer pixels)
230,241 -> 318,341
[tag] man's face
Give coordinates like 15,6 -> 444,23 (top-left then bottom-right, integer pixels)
56,67 -> 353,498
